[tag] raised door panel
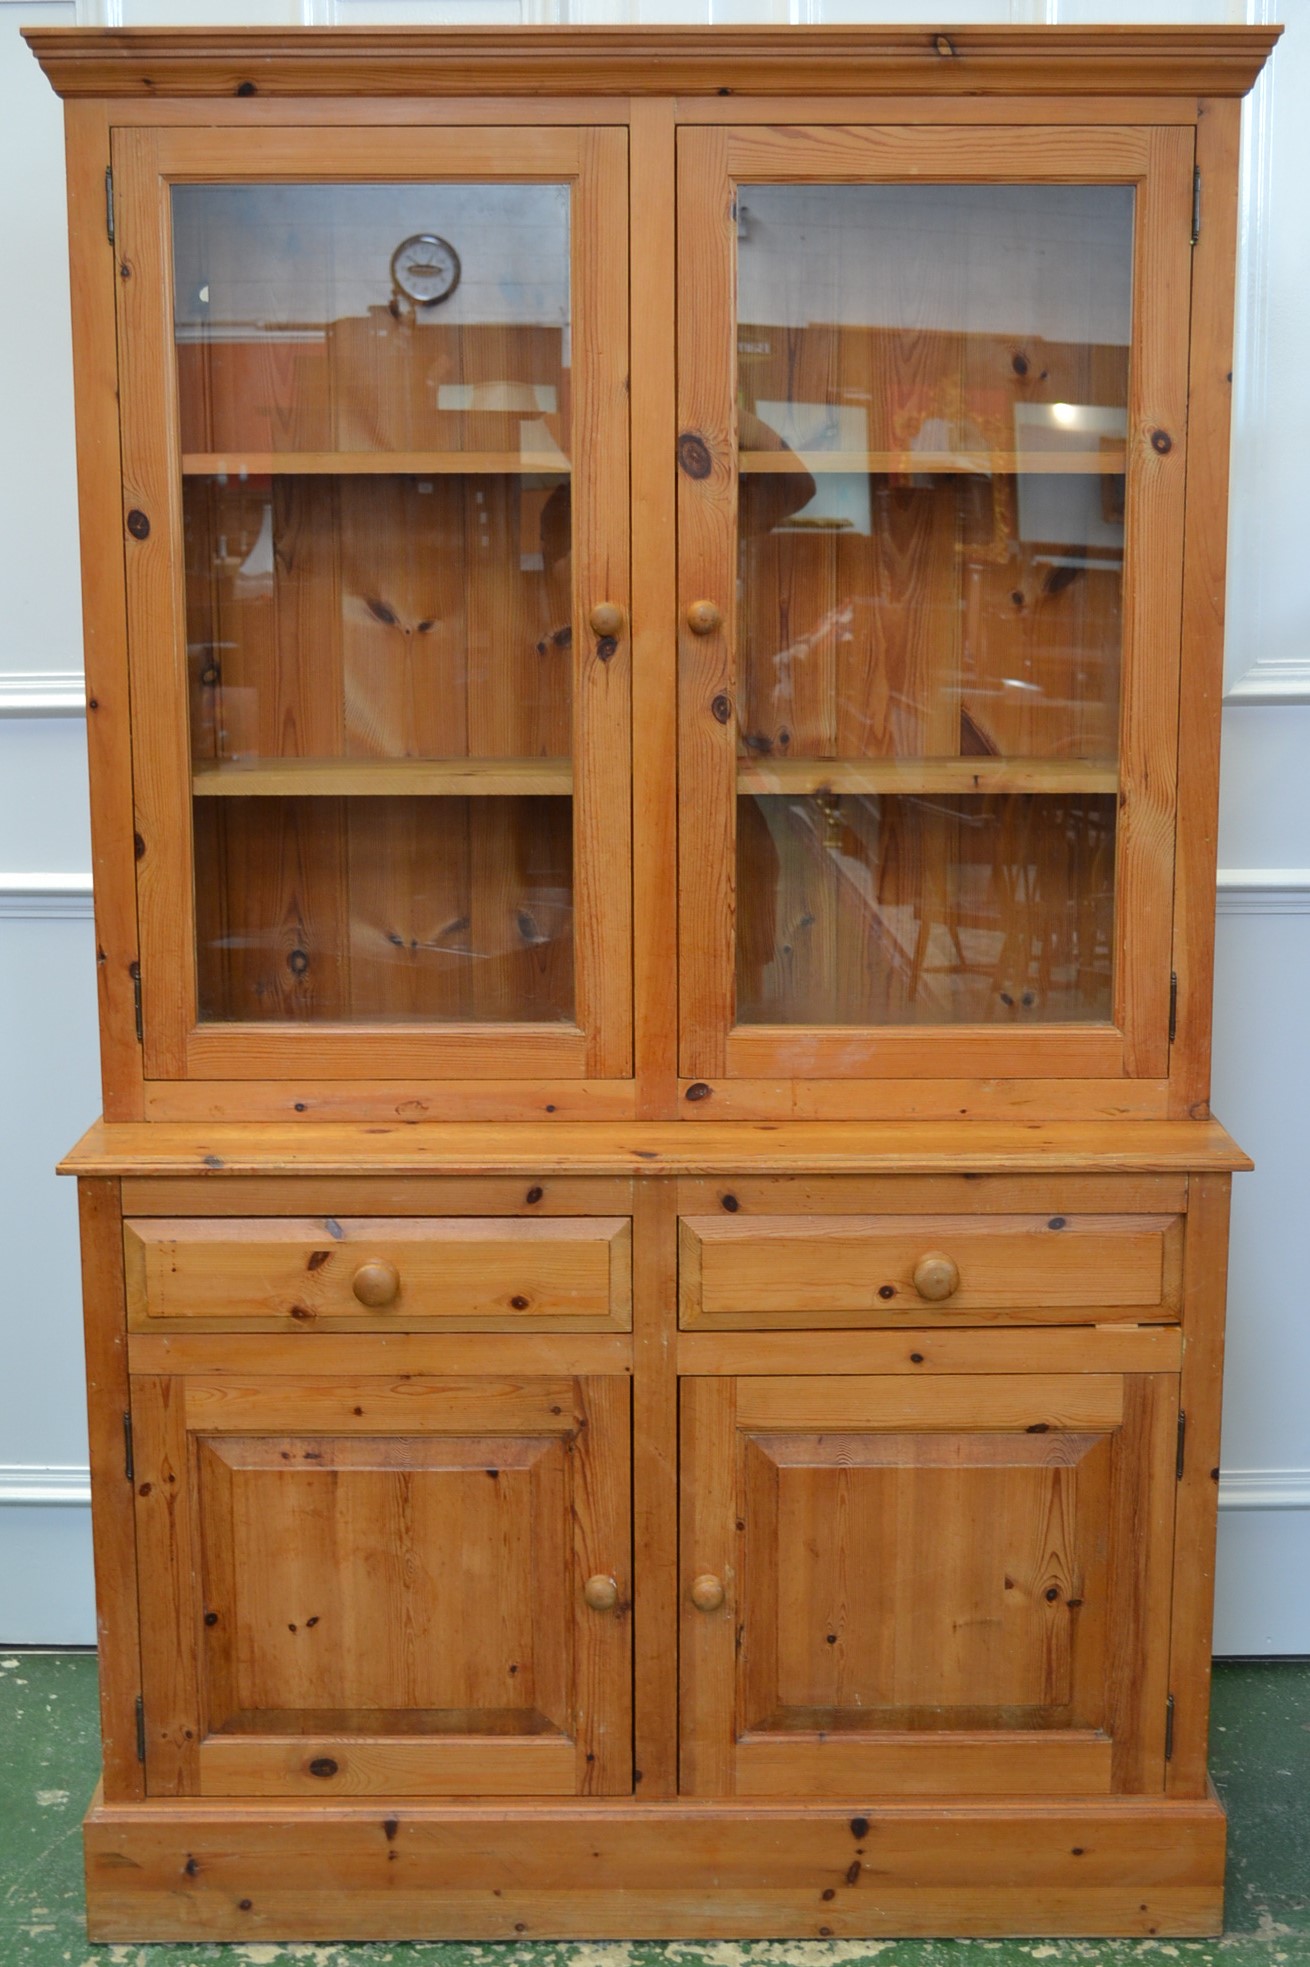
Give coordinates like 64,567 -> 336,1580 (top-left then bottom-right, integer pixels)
680,1372 -> 1176,1797
677,123 -> 1194,1086
132,1372 -> 630,1797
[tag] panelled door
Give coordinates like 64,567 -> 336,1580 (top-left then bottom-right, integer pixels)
131,1372 -> 631,1797
114,125 -> 630,1083
677,124 -> 1194,1084
680,1371 -> 1178,1796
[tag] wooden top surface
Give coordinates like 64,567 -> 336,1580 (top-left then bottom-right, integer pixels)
24,25 -> 1279,102
60,1117 -> 1252,1178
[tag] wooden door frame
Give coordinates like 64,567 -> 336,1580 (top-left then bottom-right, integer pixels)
679,1370 -> 1179,1797
676,121 -> 1194,1084
130,1369 -> 632,1797
114,122 -> 631,1083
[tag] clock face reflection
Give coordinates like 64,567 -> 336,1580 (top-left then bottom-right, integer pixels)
390,233 -> 461,307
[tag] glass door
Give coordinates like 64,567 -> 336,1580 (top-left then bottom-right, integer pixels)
115,126 -> 629,1082
678,125 -> 1193,1086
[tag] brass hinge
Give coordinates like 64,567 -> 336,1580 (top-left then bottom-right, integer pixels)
1168,971 -> 1178,1045
105,167 -> 114,244
134,1694 -> 146,1764
1192,167 -> 1202,246
122,1409 -> 134,1483
130,960 -> 143,1044
1165,1692 -> 1176,1761
1176,1408 -> 1187,1480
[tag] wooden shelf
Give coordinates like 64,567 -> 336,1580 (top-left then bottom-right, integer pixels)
192,757 -> 574,798
738,448 -> 1126,477
737,756 -> 1120,798
181,451 -> 570,477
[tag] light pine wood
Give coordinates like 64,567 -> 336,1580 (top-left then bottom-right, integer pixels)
1167,1172 -> 1232,1795
132,1371 -> 631,1800
681,1212 -> 1180,1326
192,759 -> 573,798
62,1117 -> 1254,1177
1169,102 -> 1243,1119
26,24 -> 1279,99
681,1368 -> 1178,1803
124,1215 -> 631,1332
77,1180 -> 144,1800
39,21 -> 1269,1944
80,1790 -> 1228,1940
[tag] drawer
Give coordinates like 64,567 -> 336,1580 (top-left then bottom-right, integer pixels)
679,1213 -> 1182,1328
125,1217 -> 631,1333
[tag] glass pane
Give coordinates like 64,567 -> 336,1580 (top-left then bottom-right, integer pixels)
735,183 -> 1132,1027
173,182 -> 576,1026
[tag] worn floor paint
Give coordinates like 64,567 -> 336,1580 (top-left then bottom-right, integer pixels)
1,1654 -> 1306,1967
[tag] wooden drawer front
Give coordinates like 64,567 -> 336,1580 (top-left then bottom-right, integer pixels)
126,1217 -> 631,1333
680,1214 -> 1181,1328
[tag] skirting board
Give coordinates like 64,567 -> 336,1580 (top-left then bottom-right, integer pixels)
84,1788 -> 1227,1942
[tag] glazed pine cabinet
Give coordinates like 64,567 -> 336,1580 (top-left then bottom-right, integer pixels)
29,21 -> 1274,1943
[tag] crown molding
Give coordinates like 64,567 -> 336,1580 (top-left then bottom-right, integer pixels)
22,24 -> 1281,102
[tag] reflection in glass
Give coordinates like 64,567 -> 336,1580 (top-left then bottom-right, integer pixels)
734,183 -> 1133,1026
173,182 -> 576,1026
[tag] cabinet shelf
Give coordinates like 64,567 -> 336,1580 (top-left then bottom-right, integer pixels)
738,448 -> 1126,477
192,757 -> 574,798
180,450 -> 570,477
737,757 -> 1119,798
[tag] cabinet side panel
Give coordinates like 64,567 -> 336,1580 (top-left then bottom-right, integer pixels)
1169,103 -> 1241,1119
1167,1171 -> 1231,1794
65,104 -> 143,1118
79,1179 -> 143,1799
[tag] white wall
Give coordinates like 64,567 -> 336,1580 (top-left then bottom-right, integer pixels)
1,0 -> 1307,1650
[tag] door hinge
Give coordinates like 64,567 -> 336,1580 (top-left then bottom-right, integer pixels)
122,1410 -> 134,1483
130,960 -> 143,1044
1165,1692 -> 1176,1761
134,1694 -> 146,1764
105,166 -> 114,244
1168,970 -> 1178,1045
1192,167 -> 1202,246
1176,1408 -> 1187,1480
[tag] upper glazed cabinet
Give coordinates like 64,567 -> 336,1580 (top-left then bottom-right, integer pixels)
107,110 -> 1196,1104
116,127 -> 630,1085
678,124 -> 1191,1090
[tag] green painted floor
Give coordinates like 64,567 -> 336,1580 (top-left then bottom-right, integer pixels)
1,1654 -> 1306,1967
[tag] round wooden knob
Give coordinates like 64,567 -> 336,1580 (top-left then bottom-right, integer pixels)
588,602 -> 624,638
686,599 -> 723,636
583,1574 -> 619,1612
912,1252 -> 960,1303
690,1573 -> 726,1613
351,1259 -> 399,1308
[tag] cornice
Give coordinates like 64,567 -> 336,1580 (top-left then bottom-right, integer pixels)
23,25 -> 1281,104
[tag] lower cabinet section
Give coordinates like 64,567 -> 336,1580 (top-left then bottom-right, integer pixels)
680,1372 -> 1179,1798
81,1156 -> 1235,1939
129,1371 -> 633,1797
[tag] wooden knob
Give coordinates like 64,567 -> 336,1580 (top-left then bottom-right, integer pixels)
686,599 -> 723,636
588,601 -> 624,638
690,1573 -> 726,1613
912,1252 -> 960,1303
584,1574 -> 619,1612
351,1259 -> 399,1308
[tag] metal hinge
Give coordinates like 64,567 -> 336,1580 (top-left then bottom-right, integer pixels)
1168,971 -> 1178,1045
134,1694 -> 146,1764
122,1409 -> 135,1483
130,960 -> 143,1044
105,167 -> 114,244
1176,1408 -> 1187,1481
1165,1693 -> 1176,1761
1191,167 -> 1201,246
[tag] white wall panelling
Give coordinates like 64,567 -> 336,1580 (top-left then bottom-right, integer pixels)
2,0 -> 1308,1650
